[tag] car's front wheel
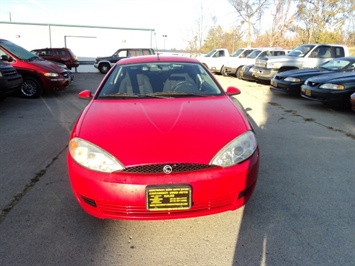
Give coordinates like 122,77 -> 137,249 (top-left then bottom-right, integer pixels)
20,76 -> 43,98
236,66 -> 243,79
98,63 -> 110,74
221,66 -> 228,76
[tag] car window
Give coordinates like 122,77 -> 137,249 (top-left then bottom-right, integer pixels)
246,50 -> 261,58
128,49 -> 140,57
320,59 -> 354,71
142,49 -> 152,55
333,47 -> 345,57
117,50 -> 128,57
288,44 -> 315,57
271,51 -> 285,56
309,46 -> 332,58
97,62 -> 223,98
56,50 -> 67,56
258,51 -> 269,57
0,39 -> 37,60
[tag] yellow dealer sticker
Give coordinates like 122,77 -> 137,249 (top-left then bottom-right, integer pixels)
146,185 -> 192,211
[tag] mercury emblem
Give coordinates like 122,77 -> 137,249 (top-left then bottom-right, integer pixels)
163,165 -> 173,174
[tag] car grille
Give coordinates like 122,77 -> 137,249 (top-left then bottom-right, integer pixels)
121,163 -> 217,174
1,67 -> 21,81
305,81 -> 321,87
273,75 -> 284,81
255,59 -> 267,68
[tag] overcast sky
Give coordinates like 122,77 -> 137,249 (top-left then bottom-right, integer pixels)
0,0 -> 237,49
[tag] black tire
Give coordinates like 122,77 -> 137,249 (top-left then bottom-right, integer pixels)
20,76 -> 43,98
236,66 -> 243,79
99,63 -> 110,74
221,66 -> 228,76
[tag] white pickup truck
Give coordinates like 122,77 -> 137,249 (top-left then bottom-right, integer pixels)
197,48 -> 254,75
253,44 -> 350,81
224,47 -> 289,78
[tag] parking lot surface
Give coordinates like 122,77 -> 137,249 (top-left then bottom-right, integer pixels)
0,73 -> 354,265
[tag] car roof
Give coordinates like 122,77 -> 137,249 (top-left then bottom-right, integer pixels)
117,55 -> 200,65
31,48 -> 70,50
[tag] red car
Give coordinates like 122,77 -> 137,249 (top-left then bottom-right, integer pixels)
0,39 -> 72,98
67,55 -> 260,220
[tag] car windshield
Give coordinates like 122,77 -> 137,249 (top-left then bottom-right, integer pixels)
319,59 -> 355,71
231,49 -> 244,57
288,45 -> 315,57
97,62 -> 224,99
0,40 -> 40,60
204,50 -> 217,57
246,50 -> 261,58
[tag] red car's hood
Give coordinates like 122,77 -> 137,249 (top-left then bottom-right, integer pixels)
75,97 -> 251,166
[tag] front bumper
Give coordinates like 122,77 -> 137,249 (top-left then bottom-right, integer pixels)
67,150 -> 259,220
224,67 -> 237,76
301,85 -> 353,107
43,70 -> 72,91
269,79 -> 303,94
0,76 -> 23,96
240,70 -> 256,81
254,68 -> 278,81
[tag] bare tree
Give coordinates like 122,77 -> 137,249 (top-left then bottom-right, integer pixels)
265,0 -> 296,47
294,0 -> 354,43
227,0 -> 270,46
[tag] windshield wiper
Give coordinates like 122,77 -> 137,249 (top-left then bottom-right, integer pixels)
99,93 -> 140,98
145,91 -> 208,98
27,56 -> 40,61
99,91 -> 210,99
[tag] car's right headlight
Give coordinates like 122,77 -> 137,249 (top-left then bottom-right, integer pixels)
210,131 -> 257,167
69,137 -> 124,173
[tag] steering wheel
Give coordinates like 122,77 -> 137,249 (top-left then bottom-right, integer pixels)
172,81 -> 197,92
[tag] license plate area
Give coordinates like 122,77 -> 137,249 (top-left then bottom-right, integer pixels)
303,89 -> 312,96
146,185 -> 192,211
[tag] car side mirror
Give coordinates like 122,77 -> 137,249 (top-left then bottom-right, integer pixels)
78,90 -> 92,100
1,55 -> 13,62
226,86 -> 241,96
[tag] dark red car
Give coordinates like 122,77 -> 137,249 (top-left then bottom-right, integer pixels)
67,55 -> 260,220
0,39 -> 72,98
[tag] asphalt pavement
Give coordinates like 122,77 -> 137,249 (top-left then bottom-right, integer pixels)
0,73 -> 354,266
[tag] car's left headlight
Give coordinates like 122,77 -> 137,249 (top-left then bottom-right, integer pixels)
211,131 -> 257,167
284,77 -> 301,82
319,83 -> 345,90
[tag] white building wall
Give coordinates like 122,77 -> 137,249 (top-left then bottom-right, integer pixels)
0,22 -> 155,60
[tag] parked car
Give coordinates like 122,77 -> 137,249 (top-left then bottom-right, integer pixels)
94,48 -> 155,74
31,47 -> 80,70
0,39 -> 72,98
240,64 -> 258,82
67,55 -> 260,220
270,57 -> 355,95
254,44 -> 349,82
224,48 -> 288,78
0,61 -> 23,99
351,92 -> 355,111
300,72 -> 355,108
